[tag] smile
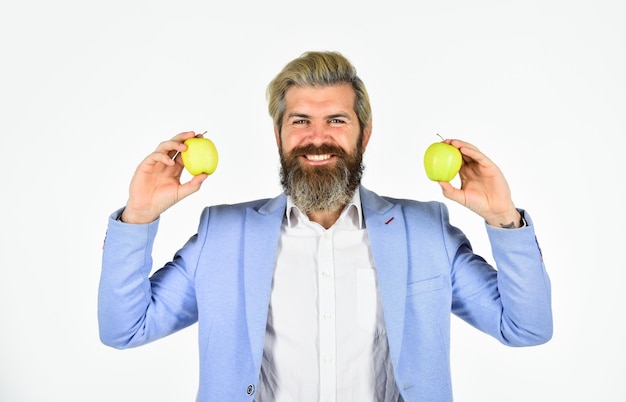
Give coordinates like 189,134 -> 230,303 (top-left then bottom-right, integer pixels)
305,154 -> 333,161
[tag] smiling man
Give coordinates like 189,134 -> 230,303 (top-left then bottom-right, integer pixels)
99,51 -> 553,402
277,83 -> 369,227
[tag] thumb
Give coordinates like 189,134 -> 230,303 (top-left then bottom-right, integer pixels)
439,181 -> 463,204
178,174 -> 208,200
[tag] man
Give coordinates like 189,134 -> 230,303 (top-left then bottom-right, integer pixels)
99,51 -> 552,402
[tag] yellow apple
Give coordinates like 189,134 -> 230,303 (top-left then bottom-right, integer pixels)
181,137 -> 219,176
423,141 -> 462,182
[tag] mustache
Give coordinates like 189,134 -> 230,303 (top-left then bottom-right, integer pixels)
288,143 -> 347,158
279,140 -> 365,213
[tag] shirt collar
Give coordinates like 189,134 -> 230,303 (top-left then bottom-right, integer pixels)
285,188 -> 364,230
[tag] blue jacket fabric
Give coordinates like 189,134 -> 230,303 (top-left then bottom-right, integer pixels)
99,186 -> 552,401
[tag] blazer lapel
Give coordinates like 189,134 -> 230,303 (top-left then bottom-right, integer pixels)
243,195 -> 286,372
361,187 -> 408,368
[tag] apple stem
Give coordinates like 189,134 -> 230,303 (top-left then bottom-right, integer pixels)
436,133 -> 445,141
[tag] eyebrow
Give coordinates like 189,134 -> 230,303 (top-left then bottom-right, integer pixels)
286,112 -> 352,120
286,112 -> 310,120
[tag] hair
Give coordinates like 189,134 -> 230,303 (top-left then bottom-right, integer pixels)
266,51 -> 372,135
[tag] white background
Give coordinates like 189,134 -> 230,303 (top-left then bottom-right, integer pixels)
1,0 -> 624,401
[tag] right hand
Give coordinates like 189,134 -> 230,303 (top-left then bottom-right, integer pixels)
120,131 -> 208,224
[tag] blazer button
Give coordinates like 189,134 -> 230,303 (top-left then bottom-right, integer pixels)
246,384 -> 255,396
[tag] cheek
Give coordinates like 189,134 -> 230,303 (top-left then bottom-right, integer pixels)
280,131 -> 305,150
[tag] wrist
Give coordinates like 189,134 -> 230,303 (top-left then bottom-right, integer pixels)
119,208 -> 158,224
486,209 -> 526,229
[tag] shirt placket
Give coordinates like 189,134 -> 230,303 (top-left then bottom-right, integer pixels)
318,228 -> 336,402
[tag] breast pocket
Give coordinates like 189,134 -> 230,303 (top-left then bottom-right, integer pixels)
407,275 -> 445,297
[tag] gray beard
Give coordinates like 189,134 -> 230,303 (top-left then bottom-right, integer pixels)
279,144 -> 364,213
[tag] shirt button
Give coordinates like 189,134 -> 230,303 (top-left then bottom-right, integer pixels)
324,356 -> 333,363
246,384 -> 255,395
323,313 -> 332,320
322,270 -> 331,277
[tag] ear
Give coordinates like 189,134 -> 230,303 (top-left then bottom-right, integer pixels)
361,121 -> 373,152
274,126 -> 281,150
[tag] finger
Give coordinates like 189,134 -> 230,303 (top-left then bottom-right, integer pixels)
163,131 -> 202,160
171,131 -> 198,142
442,139 -> 476,162
447,139 -> 475,150
439,181 -> 465,205
156,139 -> 188,159
450,140 -> 492,166
178,174 -> 208,199
140,151 -> 178,170
154,131 -> 197,154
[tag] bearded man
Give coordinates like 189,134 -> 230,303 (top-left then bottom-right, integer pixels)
99,51 -> 552,402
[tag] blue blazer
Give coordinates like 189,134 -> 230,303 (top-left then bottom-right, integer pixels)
99,186 -> 552,401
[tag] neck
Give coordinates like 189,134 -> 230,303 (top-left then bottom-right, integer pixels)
306,207 -> 344,229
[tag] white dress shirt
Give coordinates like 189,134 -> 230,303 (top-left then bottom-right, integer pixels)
255,190 -> 401,402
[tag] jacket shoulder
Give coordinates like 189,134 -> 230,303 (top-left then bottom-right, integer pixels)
203,194 -> 285,216
360,186 -> 441,209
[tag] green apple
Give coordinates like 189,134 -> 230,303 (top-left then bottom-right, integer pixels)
423,140 -> 462,182
181,137 -> 219,176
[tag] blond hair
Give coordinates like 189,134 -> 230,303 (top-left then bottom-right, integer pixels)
266,51 -> 372,134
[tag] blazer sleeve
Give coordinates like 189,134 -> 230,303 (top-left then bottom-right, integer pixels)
449,209 -> 553,346
98,208 -> 206,349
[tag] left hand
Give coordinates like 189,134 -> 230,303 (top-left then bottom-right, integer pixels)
438,139 -> 522,228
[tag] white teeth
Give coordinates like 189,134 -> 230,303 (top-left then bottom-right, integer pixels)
306,154 -> 331,161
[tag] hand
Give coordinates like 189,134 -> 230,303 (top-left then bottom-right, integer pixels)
438,139 -> 522,228
121,131 -> 208,224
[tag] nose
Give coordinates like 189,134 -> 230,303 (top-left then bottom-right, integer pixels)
307,121 -> 330,146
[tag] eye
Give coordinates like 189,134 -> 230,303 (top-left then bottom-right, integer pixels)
288,118 -> 309,125
329,118 -> 345,124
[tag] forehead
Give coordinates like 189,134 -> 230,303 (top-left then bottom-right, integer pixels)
284,83 -> 356,113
